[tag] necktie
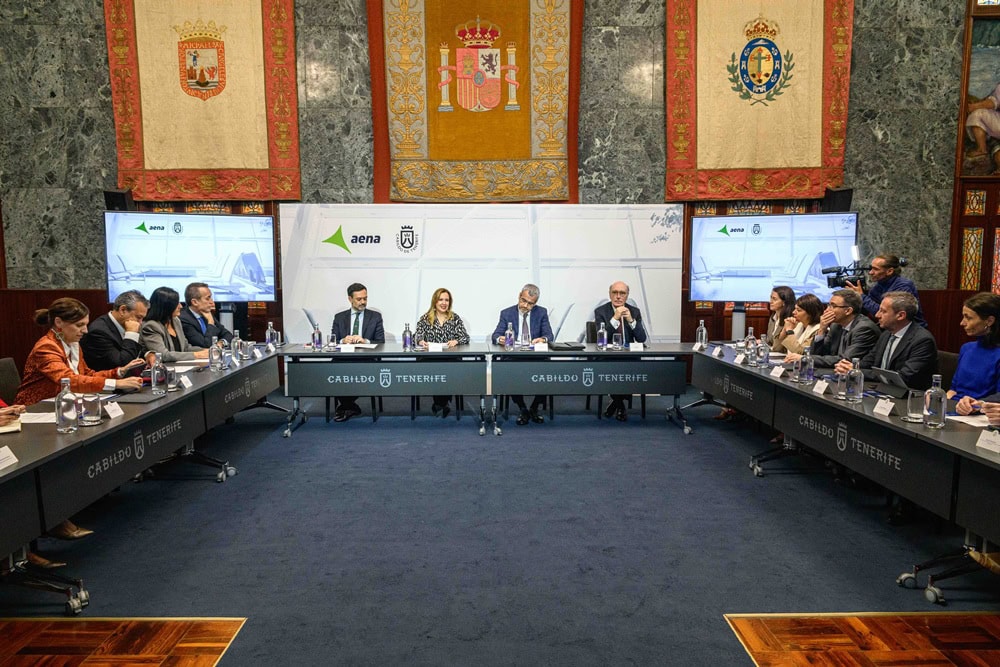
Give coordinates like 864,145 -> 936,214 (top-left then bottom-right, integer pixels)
352,312 -> 360,336
521,311 -> 529,345
882,334 -> 897,368
837,327 -> 847,358
199,316 -> 207,334
620,315 -> 629,345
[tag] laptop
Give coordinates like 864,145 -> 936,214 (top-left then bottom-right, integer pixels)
871,366 -> 910,398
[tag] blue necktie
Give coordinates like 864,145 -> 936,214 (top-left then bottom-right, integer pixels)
199,316 -> 207,334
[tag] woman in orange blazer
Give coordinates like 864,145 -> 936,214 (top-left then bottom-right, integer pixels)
14,298 -> 144,545
16,298 -> 144,406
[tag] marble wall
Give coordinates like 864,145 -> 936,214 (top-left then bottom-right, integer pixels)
0,0 -> 965,290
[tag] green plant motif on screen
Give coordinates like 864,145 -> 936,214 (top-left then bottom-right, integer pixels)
727,51 -> 794,106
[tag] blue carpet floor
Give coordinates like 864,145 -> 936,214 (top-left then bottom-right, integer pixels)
3,392 -> 998,665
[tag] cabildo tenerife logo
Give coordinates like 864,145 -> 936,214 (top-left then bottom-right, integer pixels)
322,225 -> 420,255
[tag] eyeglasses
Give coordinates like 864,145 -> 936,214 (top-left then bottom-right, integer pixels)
518,296 -> 538,306
610,290 -> 628,297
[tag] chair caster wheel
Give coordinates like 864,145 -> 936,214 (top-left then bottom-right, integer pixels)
479,426 -> 486,436
216,471 -> 226,483
66,597 -> 83,615
896,572 -> 917,589
752,465 -> 764,477
748,459 -> 756,469
494,426 -> 503,436
78,589 -> 90,607
924,585 -> 945,605
683,426 -> 693,434
226,466 -> 238,477
283,429 -> 291,438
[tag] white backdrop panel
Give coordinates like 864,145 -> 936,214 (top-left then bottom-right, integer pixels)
279,204 -> 683,344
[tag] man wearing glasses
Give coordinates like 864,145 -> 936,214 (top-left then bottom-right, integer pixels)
786,288 -> 878,368
491,284 -> 554,424
594,281 -> 648,421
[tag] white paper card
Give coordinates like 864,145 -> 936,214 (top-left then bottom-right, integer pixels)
692,342 -> 705,352
266,343 -> 275,354
874,398 -> 895,416
179,375 -> 194,389
812,380 -> 830,395
734,353 -> 746,364
339,344 -> 356,353
428,342 -> 445,352
769,366 -> 785,378
534,342 -> 549,352
975,428 -> 1000,454
20,413 -> 55,424
712,346 -> 725,357
629,342 -> 644,352
0,445 -> 17,470
252,347 -> 263,359
104,401 -> 125,419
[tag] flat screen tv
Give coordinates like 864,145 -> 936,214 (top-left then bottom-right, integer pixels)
104,211 -> 276,303
689,211 -> 858,303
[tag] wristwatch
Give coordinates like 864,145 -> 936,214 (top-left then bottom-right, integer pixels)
785,329 -> 795,336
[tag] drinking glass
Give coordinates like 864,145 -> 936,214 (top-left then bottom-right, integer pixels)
80,393 -> 103,427
612,333 -> 623,350
901,389 -> 923,423
834,374 -> 847,400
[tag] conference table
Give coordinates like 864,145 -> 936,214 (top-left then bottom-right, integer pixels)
0,352 -> 280,611
282,342 -> 693,436
690,345 -> 1000,545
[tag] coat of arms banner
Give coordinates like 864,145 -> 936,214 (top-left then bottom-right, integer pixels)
104,0 -> 300,201
368,0 -> 582,202
665,0 -> 853,201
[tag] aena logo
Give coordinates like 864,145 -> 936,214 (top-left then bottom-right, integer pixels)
134,222 -> 165,234
716,225 -> 744,237
322,226 -> 382,254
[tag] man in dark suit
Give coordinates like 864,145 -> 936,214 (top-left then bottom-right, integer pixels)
491,284 -> 555,424
836,291 -> 937,390
594,280 -> 648,421
331,283 -> 386,422
789,289 -> 879,368
180,283 -> 233,348
81,289 -> 149,371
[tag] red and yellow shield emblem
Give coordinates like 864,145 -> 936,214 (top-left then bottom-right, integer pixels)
173,19 -> 227,101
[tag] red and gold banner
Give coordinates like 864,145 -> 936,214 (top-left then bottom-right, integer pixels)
666,0 -> 853,201
104,0 -> 300,201
369,0 -> 582,202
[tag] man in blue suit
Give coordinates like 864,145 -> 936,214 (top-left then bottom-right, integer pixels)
331,283 -> 386,422
491,284 -> 554,425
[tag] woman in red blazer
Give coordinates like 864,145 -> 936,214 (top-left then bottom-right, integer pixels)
14,298 -> 143,545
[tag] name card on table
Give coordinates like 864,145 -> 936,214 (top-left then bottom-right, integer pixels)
252,347 -> 263,359
178,374 -> 194,389
692,342 -> 706,352
712,345 -> 725,357
874,398 -> 896,417
812,379 -> 830,395
0,445 -> 18,470
339,344 -> 356,353
769,366 -> 785,378
734,353 -> 746,364
533,342 -> 549,352
427,342 -> 445,352
104,401 -> 125,419
266,343 -> 275,354
629,342 -> 644,352
976,428 -> 1000,454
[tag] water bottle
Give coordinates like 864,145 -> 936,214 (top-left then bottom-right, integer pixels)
745,327 -> 758,367
55,377 -> 78,434
150,352 -> 167,395
923,374 -> 947,429
265,321 -> 277,345
504,322 -> 515,351
232,329 -> 242,354
695,319 -> 708,347
519,320 -> 530,350
755,336 -> 770,368
597,322 -> 608,350
209,335 -> 223,371
845,357 -> 864,404
310,324 -> 322,349
402,323 -> 413,352
801,346 -> 815,383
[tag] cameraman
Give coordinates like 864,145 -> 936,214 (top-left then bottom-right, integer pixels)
846,254 -> 926,327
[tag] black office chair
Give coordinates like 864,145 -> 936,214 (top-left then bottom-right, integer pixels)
897,531 -> 999,605
0,357 -> 20,405
938,351 -> 959,393
583,321 -> 642,418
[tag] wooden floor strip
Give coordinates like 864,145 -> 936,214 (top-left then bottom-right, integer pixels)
0,618 -> 244,666
726,612 -> 1000,667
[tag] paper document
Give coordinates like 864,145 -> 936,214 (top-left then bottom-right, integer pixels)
947,414 -> 990,427
20,413 -> 56,424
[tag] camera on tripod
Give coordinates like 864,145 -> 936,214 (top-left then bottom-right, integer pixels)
822,262 -> 869,289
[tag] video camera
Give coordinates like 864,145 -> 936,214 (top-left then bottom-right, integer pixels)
822,262 -> 869,289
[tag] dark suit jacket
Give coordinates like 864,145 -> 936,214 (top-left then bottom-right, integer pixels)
179,306 -> 233,347
594,302 -> 647,344
860,322 -> 938,390
80,312 -> 145,371
331,309 -> 385,344
810,316 -> 880,368
491,305 -> 554,344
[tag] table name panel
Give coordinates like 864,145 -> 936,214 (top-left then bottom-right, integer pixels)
203,358 -> 281,429
691,354 -> 776,421
491,359 -> 686,395
774,388 -> 954,519
0,471 -> 41,557
37,395 -> 207,530
954,458 -> 1000,544
286,360 -> 488,396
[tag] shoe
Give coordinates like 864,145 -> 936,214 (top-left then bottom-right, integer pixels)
27,552 -> 66,569
516,410 -> 530,426
615,408 -> 627,422
333,409 -> 349,422
49,520 -> 93,540
529,409 -> 544,424
769,433 -> 784,445
714,407 -> 737,420
440,404 -> 451,419
346,403 -> 362,416
431,403 -> 442,416
604,402 -> 618,418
